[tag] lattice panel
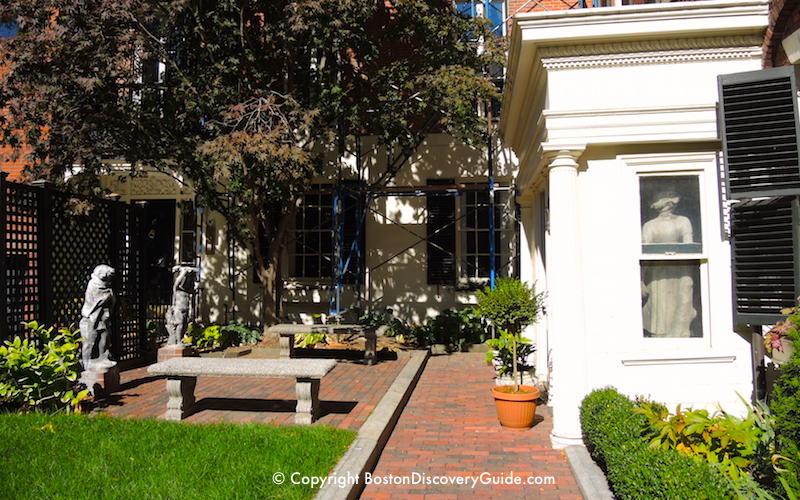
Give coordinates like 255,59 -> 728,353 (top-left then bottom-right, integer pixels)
2,181 -> 149,364
4,183 -> 40,339
49,191 -> 113,330
113,205 -> 145,362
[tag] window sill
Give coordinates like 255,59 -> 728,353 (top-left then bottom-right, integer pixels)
620,355 -> 736,366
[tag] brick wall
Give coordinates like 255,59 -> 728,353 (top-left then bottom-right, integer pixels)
764,0 -> 800,67
0,144 -> 28,181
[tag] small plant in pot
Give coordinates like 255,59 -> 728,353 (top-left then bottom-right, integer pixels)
485,332 -> 536,387
475,278 -> 545,430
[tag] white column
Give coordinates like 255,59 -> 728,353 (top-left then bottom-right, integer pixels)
545,150 -> 588,449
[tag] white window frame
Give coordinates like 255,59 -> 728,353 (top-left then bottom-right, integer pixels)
455,178 -> 516,285
624,153 -> 716,351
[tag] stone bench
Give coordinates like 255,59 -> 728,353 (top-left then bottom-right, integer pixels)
268,324 -> 388,365
147,357 -> 337,424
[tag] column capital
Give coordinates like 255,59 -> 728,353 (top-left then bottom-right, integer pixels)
542,146 -> 585,171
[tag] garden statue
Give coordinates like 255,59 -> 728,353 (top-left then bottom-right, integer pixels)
165,266 -> 197,345
80,264 -> 117,371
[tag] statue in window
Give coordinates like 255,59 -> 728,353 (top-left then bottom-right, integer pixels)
641,192 -> 697,337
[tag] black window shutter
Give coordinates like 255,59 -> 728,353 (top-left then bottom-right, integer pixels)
427,179 -> 456,285
719,66 -> 800,199
731,196 -> 800,324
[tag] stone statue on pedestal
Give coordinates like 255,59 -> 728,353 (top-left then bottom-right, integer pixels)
80,264 -> 117,371
165,266 -> 197,345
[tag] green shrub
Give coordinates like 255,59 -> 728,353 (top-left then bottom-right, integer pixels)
421,307 -> 488,351
770,307 -> 800,498
358,306 -> 489,351
634,402 -> 761,480
580,388 -> 737,499
295,333 -> 326,348
183,323 -> 260,349
580,388 -> 646,467
358,309 -> 409,338
220,323 -> 261,345
484,332 -> 535,376
0,321 -> 88,412
474,278 -> 545,336
184,324 -> 233,350
475,279 -> 544,389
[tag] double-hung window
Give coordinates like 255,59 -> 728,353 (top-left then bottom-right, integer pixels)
290,188 -> 334,279
426,180 -> 516,286
638,173 -> 706,338
288,184 -> 365,282
459,185 -> 515,282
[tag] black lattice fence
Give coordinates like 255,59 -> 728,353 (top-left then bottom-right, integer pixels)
0,174 -> 150,368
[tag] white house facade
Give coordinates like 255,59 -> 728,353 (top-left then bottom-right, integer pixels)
501,0 -> 769,448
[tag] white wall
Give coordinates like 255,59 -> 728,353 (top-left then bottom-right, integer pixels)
102,134 -> 519,327
501,0 -> 770,447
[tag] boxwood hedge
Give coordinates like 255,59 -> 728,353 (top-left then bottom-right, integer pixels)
580,388 -> 736,499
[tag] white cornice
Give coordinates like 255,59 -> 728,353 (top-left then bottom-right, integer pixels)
500,0 -> 769,157
539,36 -> 763,70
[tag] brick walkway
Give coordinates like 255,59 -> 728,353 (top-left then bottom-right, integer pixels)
361,353 -> 582,499
96,353 -> 409,431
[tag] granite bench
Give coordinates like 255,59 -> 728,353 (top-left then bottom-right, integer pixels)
147,357 -> 337,424
268,324 -> 388,365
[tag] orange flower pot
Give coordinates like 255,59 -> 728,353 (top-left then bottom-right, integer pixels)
492,385 -> 540,430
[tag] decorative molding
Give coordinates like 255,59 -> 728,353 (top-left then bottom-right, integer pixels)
103,173 -> 183,196
621,355 -> 736,366
539,36 -> 763,70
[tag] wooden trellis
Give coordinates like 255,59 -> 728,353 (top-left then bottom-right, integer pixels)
0,173 -> 151,368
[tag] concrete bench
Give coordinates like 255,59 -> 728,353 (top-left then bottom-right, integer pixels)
268,324 -> 388,365
147,358 -> 337,424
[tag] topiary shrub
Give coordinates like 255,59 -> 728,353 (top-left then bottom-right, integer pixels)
580,388 -> 736,499
475,279 -> 545,389
580,388 -> 648,468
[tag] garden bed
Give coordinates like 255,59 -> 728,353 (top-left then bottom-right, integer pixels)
0,413 -> 354,500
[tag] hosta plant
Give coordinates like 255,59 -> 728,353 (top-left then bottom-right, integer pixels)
0,321 -> 88,412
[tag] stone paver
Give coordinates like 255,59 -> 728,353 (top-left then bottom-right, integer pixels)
97,354 -> 408,431
361,353 -> 581,499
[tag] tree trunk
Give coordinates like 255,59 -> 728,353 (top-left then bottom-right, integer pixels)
253,199 -> 300,342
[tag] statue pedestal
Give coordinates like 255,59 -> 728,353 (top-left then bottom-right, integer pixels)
158,344 -> 196,362
80,365 -> 120,397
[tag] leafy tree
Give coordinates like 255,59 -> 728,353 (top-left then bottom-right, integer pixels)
0,0 -> 501,333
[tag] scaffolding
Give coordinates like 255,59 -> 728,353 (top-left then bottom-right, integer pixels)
320,131 -> 519,318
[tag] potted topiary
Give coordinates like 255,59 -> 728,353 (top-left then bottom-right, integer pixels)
485,332 -> 537,387
475,278 -> 545,430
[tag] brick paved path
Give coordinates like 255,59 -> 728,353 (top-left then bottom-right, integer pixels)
97,354 -> 408,431
361,353 -> 581,499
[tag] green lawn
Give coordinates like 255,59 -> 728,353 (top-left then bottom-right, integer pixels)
0,413 -> 355,499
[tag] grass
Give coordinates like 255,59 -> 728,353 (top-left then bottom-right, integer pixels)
0,412 -> 355,500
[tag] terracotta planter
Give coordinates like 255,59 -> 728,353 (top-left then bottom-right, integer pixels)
771,338 -> 796,365
492,385 -> 540,430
